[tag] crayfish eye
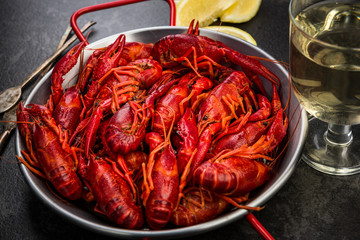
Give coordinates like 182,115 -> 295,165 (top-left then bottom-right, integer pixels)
203,115 -> 208,120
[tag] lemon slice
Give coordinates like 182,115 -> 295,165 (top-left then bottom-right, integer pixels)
203,26 -> 257,45
220,0 -> 262,23
176,0 -> 237,27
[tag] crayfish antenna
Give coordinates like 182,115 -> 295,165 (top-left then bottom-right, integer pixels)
17,152 -> 46,179
141,162 -> 150,207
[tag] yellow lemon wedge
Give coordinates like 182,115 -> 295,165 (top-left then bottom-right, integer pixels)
176,0 -> 237,27
220,0 -> 262,23
203,26 -> 257,45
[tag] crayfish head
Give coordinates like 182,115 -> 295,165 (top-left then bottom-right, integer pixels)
152,33 -> 200,69
152,36 -> 174,68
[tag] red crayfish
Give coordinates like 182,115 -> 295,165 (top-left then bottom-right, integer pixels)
17,20 -> 293,230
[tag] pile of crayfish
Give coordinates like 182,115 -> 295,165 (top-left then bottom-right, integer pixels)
17,20 -> 288,230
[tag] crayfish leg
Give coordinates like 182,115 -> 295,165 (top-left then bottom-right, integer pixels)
171,187 -> 230,227
215,193 -> 264,211
271,84 -> 283,115
114,154 -> 138,200
173,46 -> 202,77
186,122 -> 222,183
266,108 -> 288,153
243,68 -> 267,96
17,152 -> 46,179
223,47 -> 280,86
177,148 -> 197,207
248,94 -> 272,122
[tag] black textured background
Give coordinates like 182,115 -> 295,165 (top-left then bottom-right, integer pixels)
1,0 -> 360,239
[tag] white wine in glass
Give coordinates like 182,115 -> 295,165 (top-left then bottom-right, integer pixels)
290,0 -> 360,175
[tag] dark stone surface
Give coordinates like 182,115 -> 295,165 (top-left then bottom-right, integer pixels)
1,0 -> 359,239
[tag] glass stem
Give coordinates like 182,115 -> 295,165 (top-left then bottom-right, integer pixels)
324,124 -> 353,146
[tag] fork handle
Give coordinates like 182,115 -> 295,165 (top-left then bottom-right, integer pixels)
0,129 -> 12,154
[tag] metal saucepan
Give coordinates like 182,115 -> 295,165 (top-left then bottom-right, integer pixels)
16,26 -> 308,239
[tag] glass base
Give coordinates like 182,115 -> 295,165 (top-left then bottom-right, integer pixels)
302,117 -> 360,176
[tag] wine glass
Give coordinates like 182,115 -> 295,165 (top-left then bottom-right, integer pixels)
289,0 -> 360,175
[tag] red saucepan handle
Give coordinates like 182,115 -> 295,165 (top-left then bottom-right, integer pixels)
69,1 -> 274,239
70,0 -> 176,44
246,212 -> 275,240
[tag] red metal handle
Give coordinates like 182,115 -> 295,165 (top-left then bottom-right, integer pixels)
70,0 -> 176,44
246,213 -> 275,240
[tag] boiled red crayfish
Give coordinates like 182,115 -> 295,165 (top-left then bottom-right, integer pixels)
171,187 -> 230,227
78,154 -> 144,229
17,103 -> 84,200
71,58 -> 163,156
152,20 -> 280,87
194,136 -> 277,198
141,116 -> 179,229
17,20 -> 293,230
79,40 -> 153,93
102,71 -> 180,156
182,71 -> 260,183
152,71 -> 213,136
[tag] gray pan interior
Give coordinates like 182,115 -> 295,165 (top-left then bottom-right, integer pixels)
16,26 -> 308,239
